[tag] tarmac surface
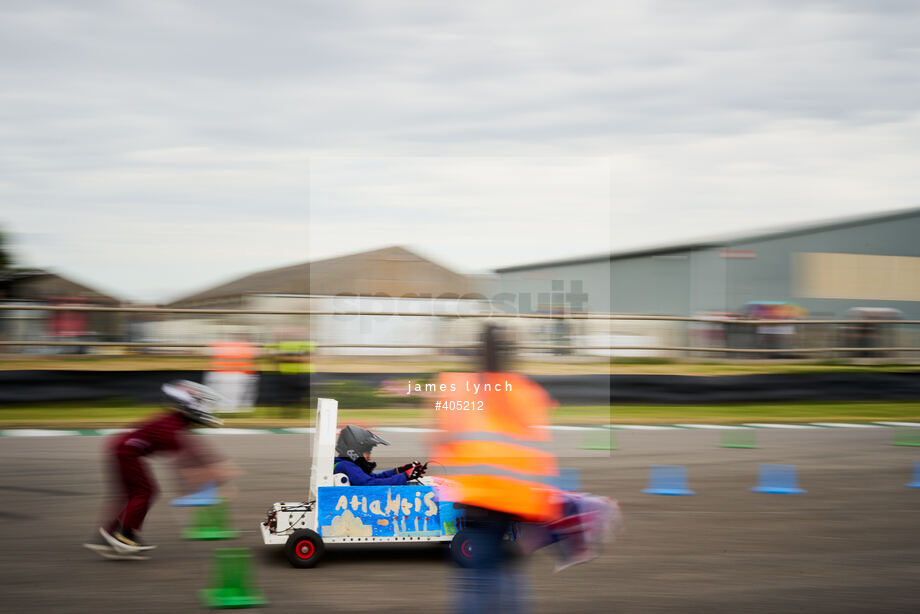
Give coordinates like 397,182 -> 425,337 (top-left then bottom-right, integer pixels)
1,427 -> 918,613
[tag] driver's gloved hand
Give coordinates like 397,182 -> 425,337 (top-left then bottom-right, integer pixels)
397,461 -> 421,474
410,462 -> 428,480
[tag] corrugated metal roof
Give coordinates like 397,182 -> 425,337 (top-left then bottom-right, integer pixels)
494,206 -> 920,273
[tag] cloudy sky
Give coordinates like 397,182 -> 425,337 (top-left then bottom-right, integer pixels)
2,0 -> 919,302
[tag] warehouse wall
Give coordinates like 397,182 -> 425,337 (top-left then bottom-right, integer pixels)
688,248 -> 728,315
611,252 -> 691,315
496,260 -> 611,314
727,213 -> 920,318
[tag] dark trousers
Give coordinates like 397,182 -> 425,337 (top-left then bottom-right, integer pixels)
454,510 -> 527,614
277,373 -> 310,403
106,452 -> 157,533
278,373 -> 310,418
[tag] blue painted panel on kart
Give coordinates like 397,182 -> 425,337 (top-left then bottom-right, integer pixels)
438,501 -> 466,535
317,486 -> 442,538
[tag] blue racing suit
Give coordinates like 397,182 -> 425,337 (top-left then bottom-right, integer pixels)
333,457 -> 408,486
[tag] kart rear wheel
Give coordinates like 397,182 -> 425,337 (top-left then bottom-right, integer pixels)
449,530 -> 477,568
285,529 -> 325,568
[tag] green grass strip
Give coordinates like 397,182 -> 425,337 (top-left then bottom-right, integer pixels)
0,401 -> 917,427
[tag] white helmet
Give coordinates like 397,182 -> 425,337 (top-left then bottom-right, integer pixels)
161,380 -> 223,426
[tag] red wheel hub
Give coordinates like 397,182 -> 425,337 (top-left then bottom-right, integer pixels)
460,539 -> 473,558
295,540 -> 315,559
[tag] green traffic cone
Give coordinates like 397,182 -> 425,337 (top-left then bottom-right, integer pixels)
581,428 -> 616,450
184,500 -> 240,540
200,547 -> 267,609
892,428 -> 920,447
720,429 -> 757,449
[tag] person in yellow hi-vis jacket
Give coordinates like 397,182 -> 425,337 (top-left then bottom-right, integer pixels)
432,325 -> 561,614
272,339 -> 314,417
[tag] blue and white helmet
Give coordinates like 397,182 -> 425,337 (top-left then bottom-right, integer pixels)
162,380 -> 223,426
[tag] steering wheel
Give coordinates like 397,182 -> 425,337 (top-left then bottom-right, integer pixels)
408,461 -> 429,483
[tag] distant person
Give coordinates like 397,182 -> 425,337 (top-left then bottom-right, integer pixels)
83,380 -> 237,559
552,311 -> 569,356
272,337 -> 314,417
204,337 -> 259,412
333,425 -> 426,486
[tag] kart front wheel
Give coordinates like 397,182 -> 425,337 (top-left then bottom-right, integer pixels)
285,529 -> 325,568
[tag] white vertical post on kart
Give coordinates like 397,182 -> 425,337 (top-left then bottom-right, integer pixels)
310,397 -> 339,502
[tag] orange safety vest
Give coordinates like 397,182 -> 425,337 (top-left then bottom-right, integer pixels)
431,372 -> 561,523
210,342 -> 257,374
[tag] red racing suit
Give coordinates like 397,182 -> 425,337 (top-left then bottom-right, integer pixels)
105,412 -> 213,532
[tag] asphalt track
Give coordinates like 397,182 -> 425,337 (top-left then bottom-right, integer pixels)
1,428 -> 918,613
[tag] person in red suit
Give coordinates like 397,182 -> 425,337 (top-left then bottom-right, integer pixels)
84,380 -> 235,558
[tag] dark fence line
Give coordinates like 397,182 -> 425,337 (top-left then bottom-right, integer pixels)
608,372 -> 920,404
1,371 -> 920,406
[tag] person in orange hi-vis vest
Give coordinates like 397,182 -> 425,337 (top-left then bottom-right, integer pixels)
211,341 -> 257,374
432,372 -> 561,522
432,324 -> 562,614
203,339 -> 259,412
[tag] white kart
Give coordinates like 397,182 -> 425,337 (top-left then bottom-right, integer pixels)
260,398 -> 470,568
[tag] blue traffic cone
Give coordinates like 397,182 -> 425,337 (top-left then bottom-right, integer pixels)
642,465 -> 695,496
751,464 -> 806,494
170,482 -> 220,507
906,461 -> 920,489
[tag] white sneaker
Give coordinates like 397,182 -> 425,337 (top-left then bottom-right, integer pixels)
100,527 -> 157,553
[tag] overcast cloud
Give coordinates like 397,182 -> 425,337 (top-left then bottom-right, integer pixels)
2,0 -> 919,301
